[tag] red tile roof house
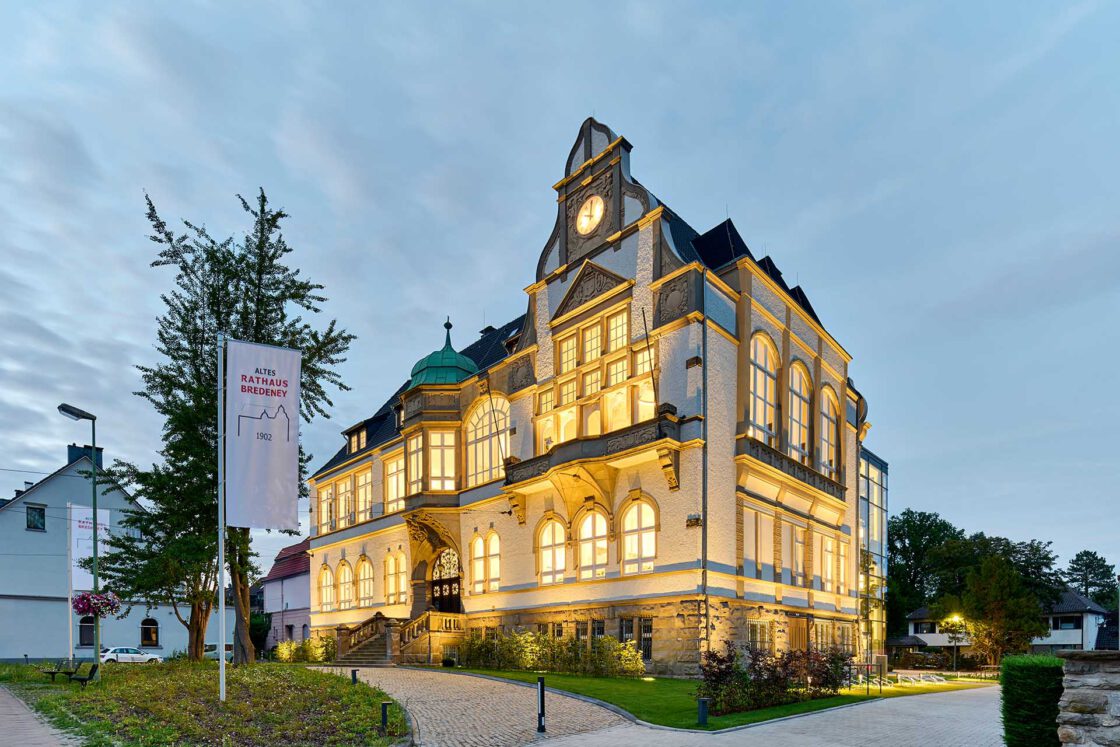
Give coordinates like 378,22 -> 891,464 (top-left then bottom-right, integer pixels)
260,538 -> 311,649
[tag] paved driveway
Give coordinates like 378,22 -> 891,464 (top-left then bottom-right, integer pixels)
337,667 -> 1000,747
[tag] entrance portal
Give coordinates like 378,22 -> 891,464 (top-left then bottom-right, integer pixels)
430,548 -> 462,613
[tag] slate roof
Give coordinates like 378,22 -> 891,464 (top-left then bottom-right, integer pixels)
886,635 -> 928,647
1051,589 -> 1109,615
907,607 -> 932,621
311,316 -> 527,479
260,537 -> 311,583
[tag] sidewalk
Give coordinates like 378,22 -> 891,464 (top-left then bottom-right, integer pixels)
0,686 -> 75,747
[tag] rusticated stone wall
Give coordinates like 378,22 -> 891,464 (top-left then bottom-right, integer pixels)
1057,650 -> 1120,745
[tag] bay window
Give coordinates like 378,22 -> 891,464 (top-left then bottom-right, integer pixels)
407,434 -> 423,494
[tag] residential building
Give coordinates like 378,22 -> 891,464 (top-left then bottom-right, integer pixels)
858,446 -> 888,659
901,589 -> 1110,655
308,118 -> 877,673
0,444 -> 232,661
261,537 -> 311,648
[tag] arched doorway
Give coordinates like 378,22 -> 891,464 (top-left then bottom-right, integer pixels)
430,548 -> 462,613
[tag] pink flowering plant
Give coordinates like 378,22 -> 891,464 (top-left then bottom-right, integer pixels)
72,591 -> 122,618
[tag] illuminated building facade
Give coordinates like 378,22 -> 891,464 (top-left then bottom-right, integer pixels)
308,119 -> 878,673
858,446 -> 888,660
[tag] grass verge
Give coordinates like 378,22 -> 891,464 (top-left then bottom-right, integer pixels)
0,661 -> 406,746
454,668 -> 994,730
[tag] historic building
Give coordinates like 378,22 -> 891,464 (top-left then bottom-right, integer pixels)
308,119 -> 878,673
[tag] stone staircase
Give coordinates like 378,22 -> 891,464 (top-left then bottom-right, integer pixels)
333,611 -> 401,668
336,632 -> 394,667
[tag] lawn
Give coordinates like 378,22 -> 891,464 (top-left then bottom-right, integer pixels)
455,668 -> 994,730
0,661 -> 406,746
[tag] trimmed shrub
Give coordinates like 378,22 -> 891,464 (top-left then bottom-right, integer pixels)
275,640 -> 300,663
1001,654 -> 1063,747
458,629 -> 644,676
697,641 -> 853,715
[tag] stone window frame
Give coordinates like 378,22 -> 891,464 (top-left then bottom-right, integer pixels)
534,512 -> 568,586
819,385 -> 841,479
318,564 -> 335,612
748,331 -> 781,446
618,493 -> 660,575
336,559 -> 355,610
464,394 -> 511,488
470,530 -> 501,594
356,555 -> 375,607
787,360 -> 814,466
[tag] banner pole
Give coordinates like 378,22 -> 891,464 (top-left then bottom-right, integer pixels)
217,331 -> 227,702
67,503 -> 73,663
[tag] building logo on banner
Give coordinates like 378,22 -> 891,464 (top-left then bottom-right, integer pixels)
224,339 -> 301,531
70,505 -> 110,592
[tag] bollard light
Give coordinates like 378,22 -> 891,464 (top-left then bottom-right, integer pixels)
698,697 -> 710,726
381,701 -> 390,734
351,669 -> 358,685
537,676 -> 546,733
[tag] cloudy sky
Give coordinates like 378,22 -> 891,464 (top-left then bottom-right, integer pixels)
2,2 -> 1117,573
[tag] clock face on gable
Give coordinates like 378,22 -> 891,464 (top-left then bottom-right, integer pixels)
574,194 -> 605,235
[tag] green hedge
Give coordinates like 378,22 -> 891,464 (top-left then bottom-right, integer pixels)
1001,654 -> 1063,747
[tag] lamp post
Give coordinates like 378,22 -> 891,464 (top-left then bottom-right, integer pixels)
947,614 -> 963,672
58,403 -> 100,680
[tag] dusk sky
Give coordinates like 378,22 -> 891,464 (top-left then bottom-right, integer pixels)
2,2 -> 1116,572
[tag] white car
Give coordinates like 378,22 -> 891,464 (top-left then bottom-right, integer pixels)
101,647 -> 162,664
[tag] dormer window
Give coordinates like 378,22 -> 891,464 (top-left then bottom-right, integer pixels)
349,429 -> 367,454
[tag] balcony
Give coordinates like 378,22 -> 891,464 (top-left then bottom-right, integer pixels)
738,436 -> 846,501
505,404 -> 680,486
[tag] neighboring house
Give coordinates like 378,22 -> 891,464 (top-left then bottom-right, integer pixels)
261,537 -> 311,648
307,118 -> 883,674
0,443 -> 232,661
1097,611 -> 1117,651
898,590 -> 1109,655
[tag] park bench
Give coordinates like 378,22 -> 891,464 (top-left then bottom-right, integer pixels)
70,664 -> 99,688
41,659 -> 79,682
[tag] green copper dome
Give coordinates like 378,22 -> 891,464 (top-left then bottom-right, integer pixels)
409,319 -> 479,387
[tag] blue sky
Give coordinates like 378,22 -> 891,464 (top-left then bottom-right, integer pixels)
2,1 -> 1117,572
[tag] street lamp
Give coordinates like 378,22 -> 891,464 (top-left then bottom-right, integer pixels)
58,403 -> 100,679
947,614 -> 963,672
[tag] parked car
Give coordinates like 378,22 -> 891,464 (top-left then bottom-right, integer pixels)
204,643 -> 233,662
101,647 -> 162,664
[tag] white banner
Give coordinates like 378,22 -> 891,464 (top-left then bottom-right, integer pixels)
71,505 -> 110,592
224,338 -> 301,530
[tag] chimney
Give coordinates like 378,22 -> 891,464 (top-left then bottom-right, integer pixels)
24,481 -> 33,490
67,443 -> 104,468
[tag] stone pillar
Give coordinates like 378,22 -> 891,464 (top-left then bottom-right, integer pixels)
335,625 -> 351,658
385,621 -> 400,663
1057,650 -> 1120,745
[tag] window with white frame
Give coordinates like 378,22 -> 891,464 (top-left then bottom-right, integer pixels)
337,478 -> 353,527
822,536 -> 835,592
582,325 -> 601,362
746,619 -> 772,653
407,434 -> 423,494
386,552 -> 408,604
385,454 -> 405,513
319,566 -> 335,612
349,430 -> 366,453
428,431 -> 456,491
558,335 -> 577,373
820,391 -> 840,479
486,533 -> 500,592
578,512 -> 608,580
471,536 -> 485,594
337,562 -> 354,610
788,365 -> 813,465
607,310 -> 628,352
471,532 -> 500,593
358,559 -> 375,606
465,396 -> 510,487
838,541 -> 848,594
356,469 -> 372,521
749,335 -> 779,445
539,520 -> 566,585
793,527 -> 806,586
621,501 -> 656,574
537,390 -> 556,452
319,484 -> 335,533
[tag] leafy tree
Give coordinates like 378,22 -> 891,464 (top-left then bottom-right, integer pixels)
957,556 -> 1048,665
1063,550 -> 1118,607
929,533 -> 1063,608
101,190 -> 353,664
250,612 -> 272,654
886,509 -> 963,636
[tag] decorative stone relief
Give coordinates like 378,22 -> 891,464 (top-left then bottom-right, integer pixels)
553,261 -> 626,320
656,273 -> 691,326
566,171 -> 615,263
507,356 -> 535,393
656,446 -> 680,492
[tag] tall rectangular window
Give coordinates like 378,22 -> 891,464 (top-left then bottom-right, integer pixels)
337,477 -> 353,528
822,536 -> 834,592
838,541 -> 848,594
385,455 -> 405,513
428,431 -> 456,491
793,527 -> 806,586
747,620 -> 772,653
407,434 -> 423,494
591,619 -> 605,639
319,484 -> 335,532
607,311 -> 628,352
582,325 -> 601,362
788,367 -> 812,466
356,469 -> 372,521
634,378 -> 656,422
619,618 -> 634,644
604,387 -> 629,432
558,335 -> 577,373
743,508 -> 757,579
759,514 -> 775,582
639,618 -> 653,661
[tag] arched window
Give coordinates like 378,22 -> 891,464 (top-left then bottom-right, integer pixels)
471,536 -> 486,594
140,617 -> 160,647
578,512 -> 608,580
357,558 -> 375,606
319,566 -> 335,612
386,552 -> 408,605
486,533 -> 500,592
79,616 -> 95,647
539,520 -> 566,585
301,624 -> 309,640
337,561 -> 354,610
820,389 -> 840,479
621,502 -> 656,574
788,364 -> 812,466
465,396 -> 511,487
749,334 -> 780,446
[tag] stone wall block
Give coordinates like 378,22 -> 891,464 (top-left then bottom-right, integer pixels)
1059,725 -> 1086,744
1060,652 -> 1120,746
1064,691 -> 1110,714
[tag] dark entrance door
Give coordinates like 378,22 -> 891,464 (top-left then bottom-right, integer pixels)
430,548 -> 462,613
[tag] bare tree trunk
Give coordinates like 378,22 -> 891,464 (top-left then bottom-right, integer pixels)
187,601 -> 211,661
229,528 -> 256,664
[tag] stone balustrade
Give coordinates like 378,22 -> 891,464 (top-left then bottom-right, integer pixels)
1057,650 -> 1120,745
